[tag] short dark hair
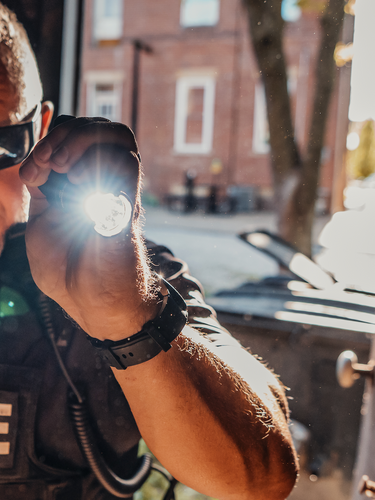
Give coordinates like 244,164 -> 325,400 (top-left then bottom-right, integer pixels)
0,3 -> 42,112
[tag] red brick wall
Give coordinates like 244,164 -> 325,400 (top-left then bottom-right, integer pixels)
79,0 -> 342,208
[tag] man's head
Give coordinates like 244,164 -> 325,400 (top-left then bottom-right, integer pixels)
0,3 -> 53,251
0,5 -> 43,121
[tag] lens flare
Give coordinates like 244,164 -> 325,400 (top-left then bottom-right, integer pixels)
84,192 -> 132,237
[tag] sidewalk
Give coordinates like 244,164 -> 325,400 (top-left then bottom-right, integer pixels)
143,206 -> 278,234
144,206 -> 329,239
142,206 -> 330,296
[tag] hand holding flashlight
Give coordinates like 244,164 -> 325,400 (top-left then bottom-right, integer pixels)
20,117 -> 160,342
36,115 -> 134,237
38,146 -> 134,237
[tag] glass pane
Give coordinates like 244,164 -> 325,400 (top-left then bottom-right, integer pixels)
98,103 -> 114,120
180,0 -> 220,27
104,0 -> 122,18
252,84 -> 270,154
185,87 -> 204,144
94,0 -> 123,40
96,83 -> 114,93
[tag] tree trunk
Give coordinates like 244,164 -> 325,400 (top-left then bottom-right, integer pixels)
243,0 -> 345,256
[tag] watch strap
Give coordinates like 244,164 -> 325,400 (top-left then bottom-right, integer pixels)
89,277 -> 187,369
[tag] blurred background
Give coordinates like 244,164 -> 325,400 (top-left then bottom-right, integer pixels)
5,0 -> 375,498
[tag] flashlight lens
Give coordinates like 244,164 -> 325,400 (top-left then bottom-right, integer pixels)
84,192 -> 132,237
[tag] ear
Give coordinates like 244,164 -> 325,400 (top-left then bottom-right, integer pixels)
39,101 -> 54,139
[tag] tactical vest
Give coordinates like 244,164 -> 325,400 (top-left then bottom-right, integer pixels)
0,225 -> 141,499
0,224 -> 235,499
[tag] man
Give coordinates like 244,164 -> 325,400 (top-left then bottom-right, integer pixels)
0,4 -> 298,499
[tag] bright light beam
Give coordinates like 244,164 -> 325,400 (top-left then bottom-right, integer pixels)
84,192 -> 132,237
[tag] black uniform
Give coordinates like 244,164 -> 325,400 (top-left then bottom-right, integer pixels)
0,224 -> 240,499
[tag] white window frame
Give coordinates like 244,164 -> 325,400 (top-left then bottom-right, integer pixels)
174,75 -> 216,154
85,71 -> 123,122
180,0 -> 220,28
252,83 -> 270,155
93,0 -> 123,42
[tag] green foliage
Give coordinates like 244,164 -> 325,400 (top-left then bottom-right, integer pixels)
134,440 -> 218,500
347,121 -> 375,179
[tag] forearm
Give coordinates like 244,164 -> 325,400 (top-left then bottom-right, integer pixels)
21,118 -> 298,499
113,325 -> 298,500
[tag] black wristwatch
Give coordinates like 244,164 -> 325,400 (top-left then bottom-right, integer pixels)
89,277 -> 188,369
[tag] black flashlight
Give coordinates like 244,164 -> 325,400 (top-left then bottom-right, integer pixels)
38,116 -> 133,237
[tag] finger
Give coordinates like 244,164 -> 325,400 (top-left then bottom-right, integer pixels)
20,120 -> 138,187
67,145 -> 140,203
49,122 -> 138,172
27,187 -> 50,218
20,117 -> 105,185
36,117 -> 110,166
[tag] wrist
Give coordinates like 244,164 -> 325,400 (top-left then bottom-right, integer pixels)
84,293 -> 161,342
77,258 -> 161,341
88,277 -> 188,369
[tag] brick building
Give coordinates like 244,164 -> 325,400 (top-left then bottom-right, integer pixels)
78,0 -> 346,211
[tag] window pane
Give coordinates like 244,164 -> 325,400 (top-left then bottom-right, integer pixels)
104,0 -> 122,17
185,87 -> 204,144
180,0 -> 220,27
98,104 -> 114,120
252,84 -> 270,154
96,83 -> 114,92
89,82 -> 120,122
174,75 -> 215,154
94,0 -> 123,41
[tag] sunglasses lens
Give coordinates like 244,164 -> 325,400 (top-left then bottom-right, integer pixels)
0,124 -> 31,170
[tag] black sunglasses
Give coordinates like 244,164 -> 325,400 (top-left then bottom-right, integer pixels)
0,103 -> 42,171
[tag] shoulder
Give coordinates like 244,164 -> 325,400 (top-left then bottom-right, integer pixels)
145,239 -> 237,345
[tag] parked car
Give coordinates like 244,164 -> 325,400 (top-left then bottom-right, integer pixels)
208,230 -> 374,496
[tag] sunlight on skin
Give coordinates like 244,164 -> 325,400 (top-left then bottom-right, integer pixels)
182,325 -> 287,426
0,14 -> 299,500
